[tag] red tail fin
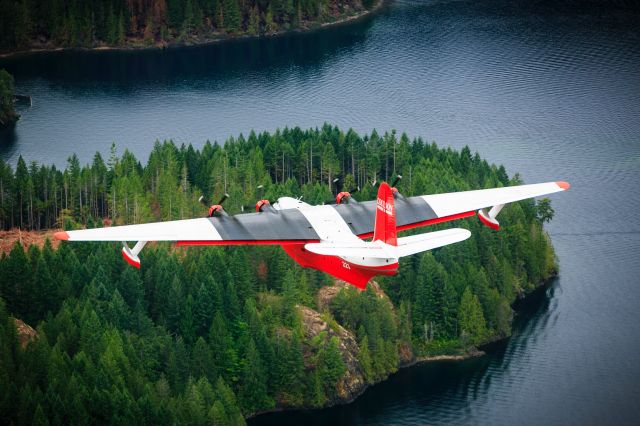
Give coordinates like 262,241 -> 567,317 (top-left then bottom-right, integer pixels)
373,182 -> 397,246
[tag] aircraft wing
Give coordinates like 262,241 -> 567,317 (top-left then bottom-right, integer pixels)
55,209 -> 322,268
420,181 -> 569,218
334,181 -> 570,236
55,209 -> 321,244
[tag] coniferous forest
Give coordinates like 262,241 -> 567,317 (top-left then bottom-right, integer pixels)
0,125 -> 558,424
0,0 -> 376,53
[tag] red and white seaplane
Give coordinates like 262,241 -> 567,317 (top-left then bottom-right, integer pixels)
55,179 -> 570,289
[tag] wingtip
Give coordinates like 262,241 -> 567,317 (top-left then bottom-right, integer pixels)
556,181 -> 571,190
54,231 -> 69,241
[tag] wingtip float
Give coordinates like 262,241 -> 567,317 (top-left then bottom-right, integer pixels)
56,179 -> 569,289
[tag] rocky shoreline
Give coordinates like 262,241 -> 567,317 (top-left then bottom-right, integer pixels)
247,272 -> 558,421
0,1 -> 384,60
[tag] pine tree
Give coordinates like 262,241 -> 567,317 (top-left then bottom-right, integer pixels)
193,278 -> 216,337
223,0 -> 241,32
117,12 -> 125,45
248,6 -> 260,35
209,312 -> 239,383
358,334 -> 373,383
315,335 -> 346,393
458,287 -> 486,345
239,338 -> 272,412
191,336 -> 214,382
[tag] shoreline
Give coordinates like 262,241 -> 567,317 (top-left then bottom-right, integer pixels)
0,1 -> 385,60
246,349 -> 485,420
247,272 -> 557,421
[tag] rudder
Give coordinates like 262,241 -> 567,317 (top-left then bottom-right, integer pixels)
373,182 -> 397,246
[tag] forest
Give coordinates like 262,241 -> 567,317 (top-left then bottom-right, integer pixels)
0,0 -> 375,52
0,125 -> 558,424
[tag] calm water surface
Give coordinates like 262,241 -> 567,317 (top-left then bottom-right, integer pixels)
2,0 -> 640,424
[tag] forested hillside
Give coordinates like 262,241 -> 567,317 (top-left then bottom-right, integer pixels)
0,0 -> 375,53
0,125 -> 558,423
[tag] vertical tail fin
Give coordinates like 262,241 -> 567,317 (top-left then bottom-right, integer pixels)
373,182 -> 397,246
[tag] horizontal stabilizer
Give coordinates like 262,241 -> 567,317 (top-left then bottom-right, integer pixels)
305,228 -> 471,259
395,228 -> 471,257
304,241 -> 396,259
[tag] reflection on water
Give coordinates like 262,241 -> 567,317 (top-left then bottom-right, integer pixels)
1,14 -> 376,88
2,0 -> 640,423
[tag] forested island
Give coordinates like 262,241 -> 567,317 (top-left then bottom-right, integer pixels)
0,0 -> 379,54
0,126 -> 558,424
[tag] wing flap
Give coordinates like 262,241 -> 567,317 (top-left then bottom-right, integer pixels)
304,242 -> 397,259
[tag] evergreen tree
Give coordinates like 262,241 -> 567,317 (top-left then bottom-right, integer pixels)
223,0 -> 241,32
239,338 -> 272,412
458,287 -> 486,345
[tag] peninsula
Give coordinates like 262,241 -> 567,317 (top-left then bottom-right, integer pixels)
0,0 -> 381,56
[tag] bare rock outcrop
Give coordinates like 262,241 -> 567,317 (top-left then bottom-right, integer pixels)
298,305 -> 367,404
13,318 -> 37,348
316,280 -> 390,311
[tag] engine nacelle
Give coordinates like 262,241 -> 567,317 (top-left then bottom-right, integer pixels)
255,199 -> 271,212
336,192 -> 351,204
208,205 -> 224,217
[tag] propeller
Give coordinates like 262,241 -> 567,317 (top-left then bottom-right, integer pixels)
198,193 -> 229,207
217,193 -> 229,205
371,175 -> 401,188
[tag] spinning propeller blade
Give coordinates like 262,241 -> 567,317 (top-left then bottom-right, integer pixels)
217,193 -> 229,205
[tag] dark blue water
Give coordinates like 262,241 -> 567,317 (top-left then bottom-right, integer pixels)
2,0 -> 640,424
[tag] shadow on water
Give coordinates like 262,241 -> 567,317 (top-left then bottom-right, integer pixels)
249,281 -> 556,426
0,13 -> 379,91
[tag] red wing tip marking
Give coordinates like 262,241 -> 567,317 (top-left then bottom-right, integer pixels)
556,181 -> 571,190
54,231 -> 69,241
121,249 -> 141,269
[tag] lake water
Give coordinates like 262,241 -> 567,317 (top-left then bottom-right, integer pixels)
2,0 -> 640,424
